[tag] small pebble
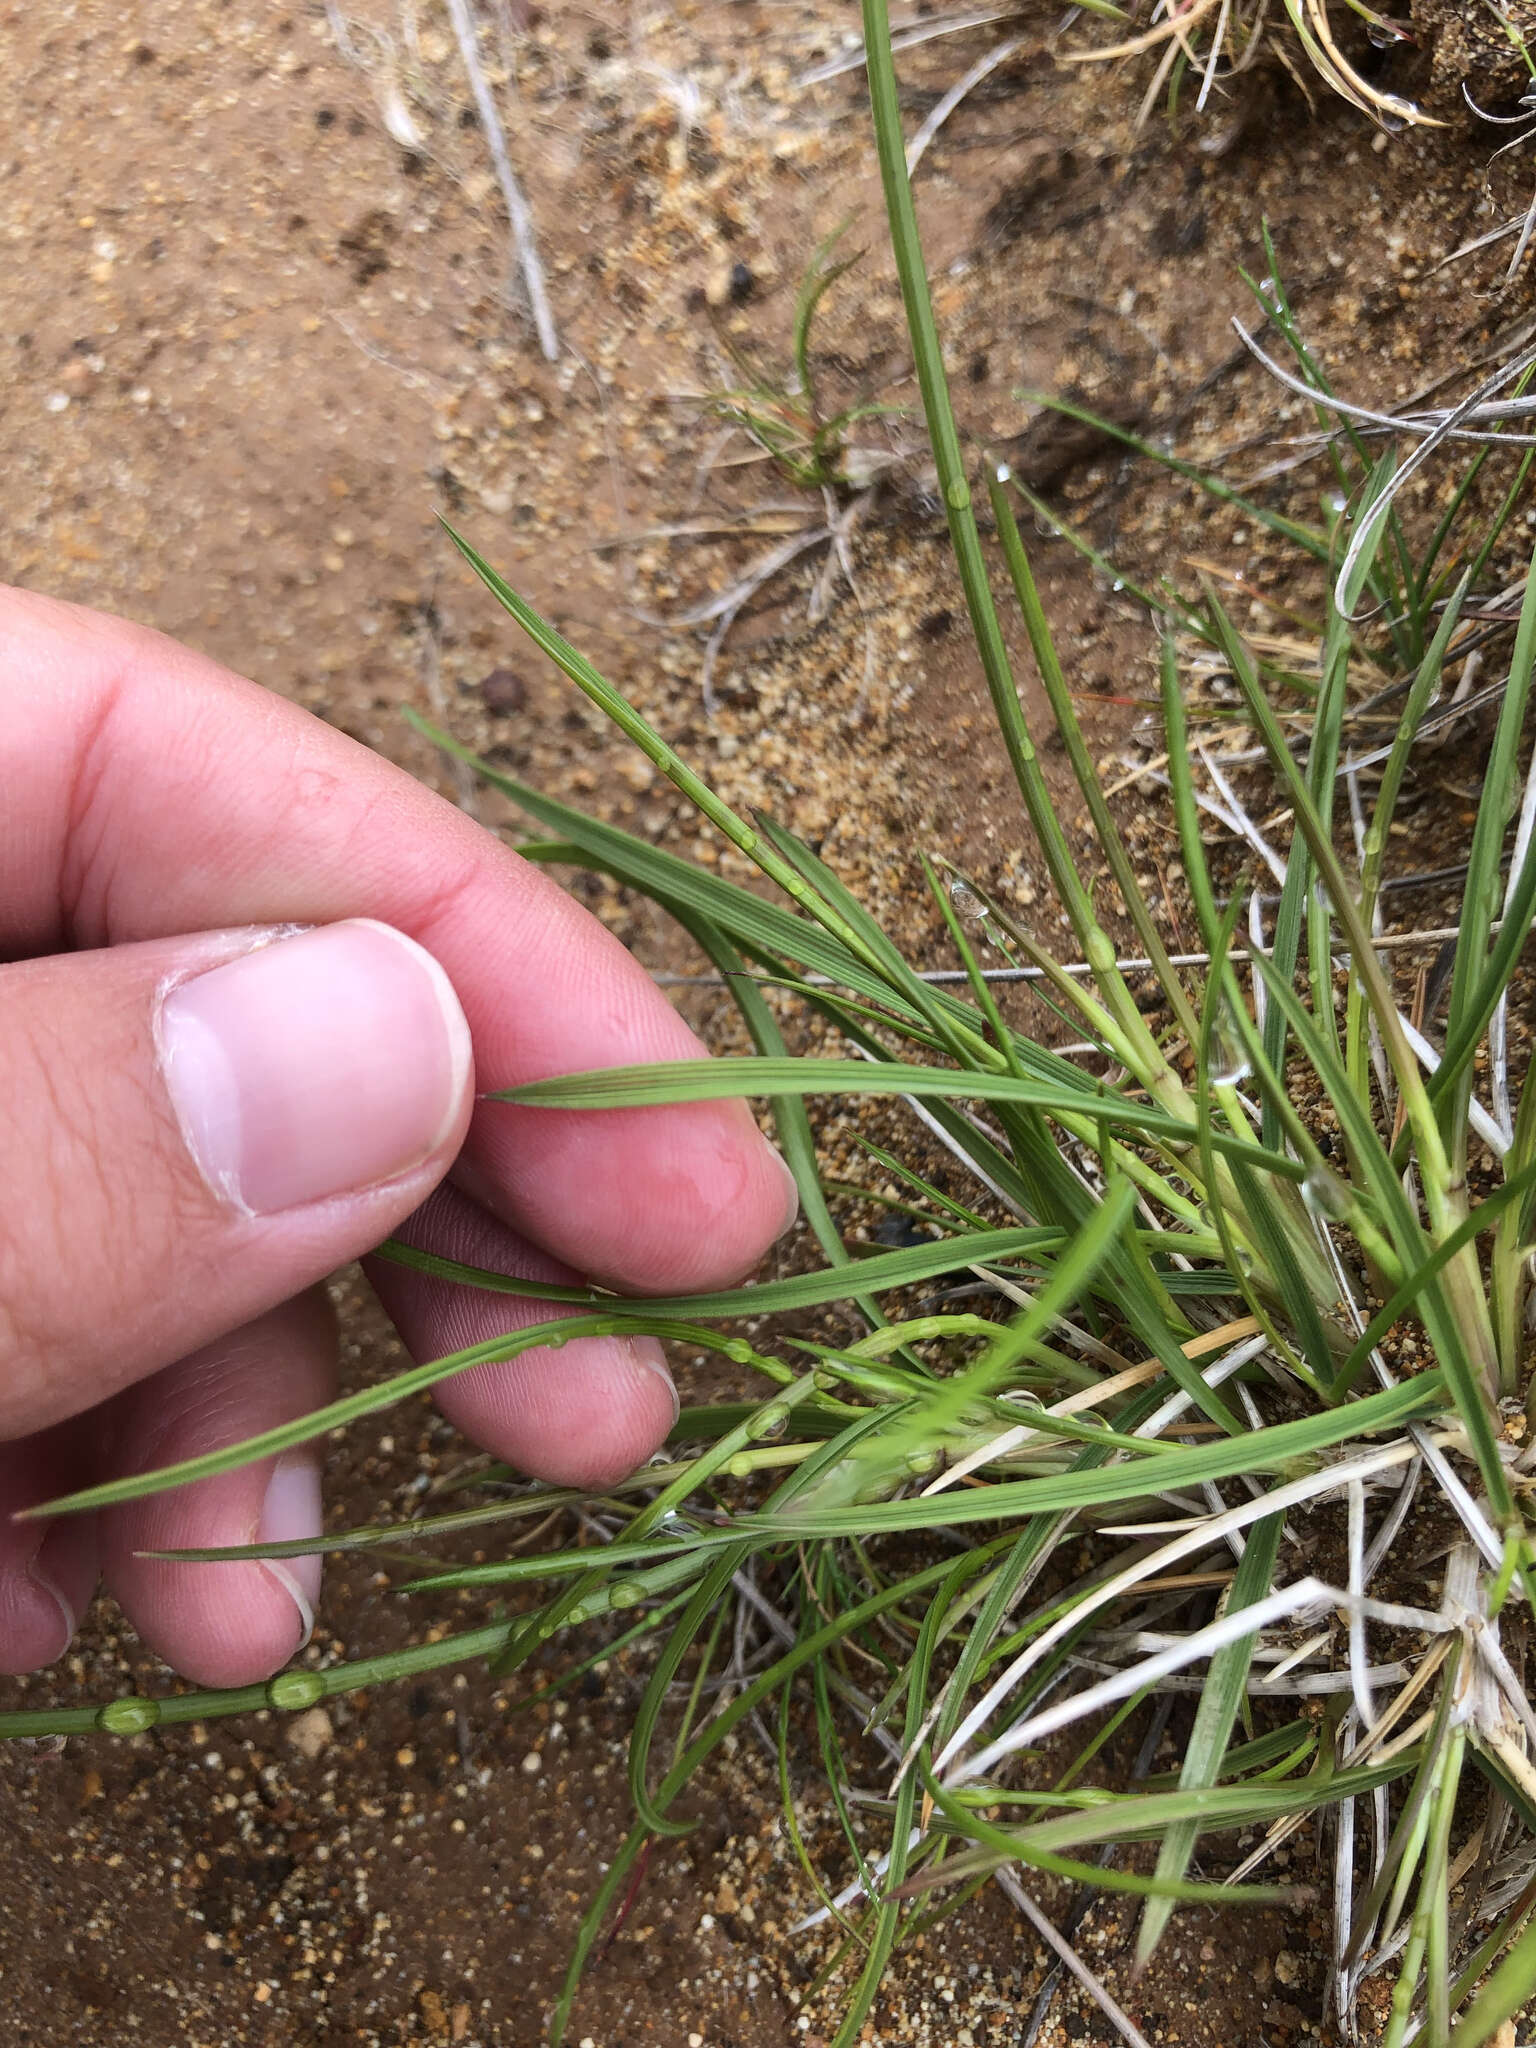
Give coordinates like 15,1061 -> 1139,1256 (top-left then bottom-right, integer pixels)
479,667 -> 527,715
285,1705 -> 334,1760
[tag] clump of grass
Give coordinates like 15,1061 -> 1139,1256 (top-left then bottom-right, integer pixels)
694,222 -> 903,497
1065,0 -> 1430,129
9,5 -> 1536,2045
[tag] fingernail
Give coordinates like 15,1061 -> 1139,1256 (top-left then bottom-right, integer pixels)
631,1336 -> 680,1428
159,920 -> 473,1215
256,1455 -> 324,1650
25,1564 -> 76,1665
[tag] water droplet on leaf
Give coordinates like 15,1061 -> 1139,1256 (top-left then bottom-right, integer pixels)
1302,1165 -> 1352,1222
1210,1000 -> 1254,1087
948,880 -> 988,923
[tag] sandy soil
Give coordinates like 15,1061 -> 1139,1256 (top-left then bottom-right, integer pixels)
2,2 -> 1533,2043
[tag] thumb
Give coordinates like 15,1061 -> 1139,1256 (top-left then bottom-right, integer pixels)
0,919 -> 472,1440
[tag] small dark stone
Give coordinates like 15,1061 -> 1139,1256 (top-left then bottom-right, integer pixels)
315,106 -> 335,129
728,260 -> 756,304
458,104 -> 478,129
919,608 -> 954,639
1063,2017 -> 1087,2041
968,351 -> 990,383
479,668 -> 528,716
873,1214 -> 928,1249
338,208 -> 395,285
1151,205 -> 1207,256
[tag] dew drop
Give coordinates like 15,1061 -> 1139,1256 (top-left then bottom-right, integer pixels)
1302,1165 -> 1352,1222
748,1402 -> 790,1441
1210,1000 -> 1254,1087
609,1583 -> 643,1611
906,1449 -> 941,1476
98,1697 -> 161,1735
994,462 -> 1012,484
268,1671 -> 326,1711
948,880 -> 988,923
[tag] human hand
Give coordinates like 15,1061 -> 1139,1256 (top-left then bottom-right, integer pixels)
0,587 -> 797,1689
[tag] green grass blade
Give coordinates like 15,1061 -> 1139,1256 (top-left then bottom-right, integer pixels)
27,1317 -> 797,1517
497,1055 -> 1312,1178
375,1222 -> 1061,1319
749,1373 -> 1444,1536
989,474 -> 1202,1049
1447,1905 -> 1536,2044
434,525 -> 897,981
1011,389 -> 1328,559
1135,1509 -> 1285,1966
1437,544 -> 1536,1159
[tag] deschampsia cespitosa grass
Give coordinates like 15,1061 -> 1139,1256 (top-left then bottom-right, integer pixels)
12,6 -> 1536,2043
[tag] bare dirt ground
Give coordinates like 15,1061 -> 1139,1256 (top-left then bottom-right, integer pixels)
2,2 -> 1534,2043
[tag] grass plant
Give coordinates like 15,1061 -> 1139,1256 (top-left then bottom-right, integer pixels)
693,222 -> 900,497
9,5 -> 1536,2043
1066,0 -> 1431,130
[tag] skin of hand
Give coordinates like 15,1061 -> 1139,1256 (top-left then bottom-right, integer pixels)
0,586 -> 798,1689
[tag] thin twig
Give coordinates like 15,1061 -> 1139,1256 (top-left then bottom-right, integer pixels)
905,35 -> 1027,171
443,0 -> 558,361
995,1866 -> 1155,2048
798,7 -> 1022,86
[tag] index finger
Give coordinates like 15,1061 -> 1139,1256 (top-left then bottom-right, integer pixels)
2,585 -> 796,1291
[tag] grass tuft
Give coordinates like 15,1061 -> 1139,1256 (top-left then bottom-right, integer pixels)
10,7 -> 1536,2044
